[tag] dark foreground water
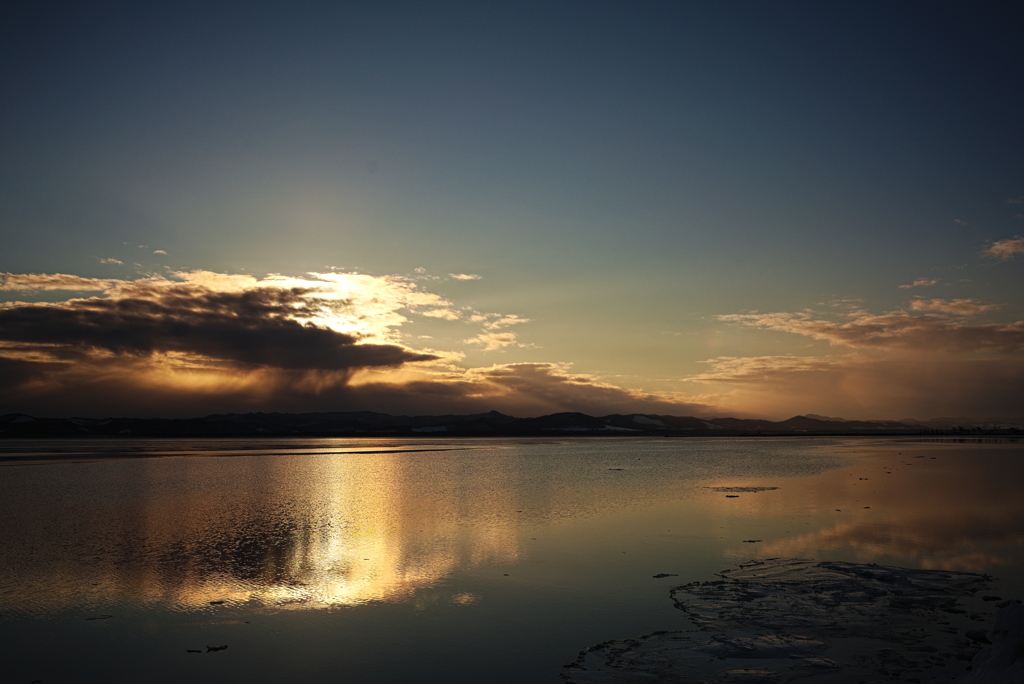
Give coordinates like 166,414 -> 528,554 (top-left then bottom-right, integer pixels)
0,436 -> 1021,683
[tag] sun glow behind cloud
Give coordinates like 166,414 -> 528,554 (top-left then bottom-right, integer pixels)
0,268 -> 717,418
2,208 -> 1023,423
2,0 -> 1023,425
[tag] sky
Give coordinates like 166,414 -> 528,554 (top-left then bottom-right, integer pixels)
1,0 -> 1023,420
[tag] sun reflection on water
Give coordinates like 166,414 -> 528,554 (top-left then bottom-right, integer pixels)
0,450 -> 527,616
1,438 -> 1022,619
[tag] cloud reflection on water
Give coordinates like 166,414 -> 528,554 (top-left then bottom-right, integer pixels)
710,443 -> 1024,574
1,439 -> 1021,617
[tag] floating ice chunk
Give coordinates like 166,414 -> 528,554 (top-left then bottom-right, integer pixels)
562,558 -> 998,684
692,634 -> 826,659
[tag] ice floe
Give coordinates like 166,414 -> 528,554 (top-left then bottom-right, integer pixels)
562,558 -> 1003,683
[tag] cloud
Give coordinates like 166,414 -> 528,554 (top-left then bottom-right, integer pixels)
153,249 -> 168,255
99,258 -> 124,265
898,277 -> 938,289
691,353 -> 1024,421
448,273 -> 482,280
984,236 -> 1024,260
0,289 -> 434,371
420,308 -> 462,320
0,269 -> 719,419
1,272 -> 118,292
907,298 -> 1000,315
953,218 -> 969,227
0,355 -> 60,387
348,363 -> 718,418
460,314 -> 532,350
689,355 -> 842,383
0,353 -> 717,419
462,314 -> 532,350
703,297 -> 1024,420
0,270 -> 465,416
1006,196 -> 1024,205
717,310 -> 1023,353
464,332 -> 521,351
484,314 -> 528,329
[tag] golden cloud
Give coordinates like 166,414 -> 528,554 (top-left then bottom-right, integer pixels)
700,296 -> 1024,419
898,277 -> 938,289
0,270 -> 715,419
907,297 -> 1000,315
985,236 -> 1024,260
0,272 -> 119,292
464,332 -> 521,351
717,310 -> 1024,353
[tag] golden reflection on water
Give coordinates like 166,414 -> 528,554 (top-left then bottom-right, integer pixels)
1,439 -> 1022,617
0,451 -> 525,615
704,442 -> 1024,573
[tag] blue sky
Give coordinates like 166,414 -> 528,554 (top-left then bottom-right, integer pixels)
2,1 -> 1022,419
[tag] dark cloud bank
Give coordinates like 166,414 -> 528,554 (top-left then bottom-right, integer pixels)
0,279 -> 712,419
0,288 -> 433,370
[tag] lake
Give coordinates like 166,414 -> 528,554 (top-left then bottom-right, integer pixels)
1,436 -> 1021,683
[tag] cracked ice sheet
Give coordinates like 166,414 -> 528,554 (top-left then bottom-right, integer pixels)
562,558 -> 994,684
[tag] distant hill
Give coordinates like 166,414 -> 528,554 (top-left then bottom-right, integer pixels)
2,411 -> 1021,438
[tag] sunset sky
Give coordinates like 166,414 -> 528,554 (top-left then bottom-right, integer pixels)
2,1 -> 1022,420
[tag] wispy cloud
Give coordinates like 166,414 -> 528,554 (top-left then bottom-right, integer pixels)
420,308 -> 462,320
689,355 -> 841,383
717,309 -> 1022,353
899,277 -> 938,289
1006,196 -> 1024,205
448,273 -> 482,280
461,313 -> 532,350
908,298 -> 1000,315
153,249 -> 168,255
1,272 -> 118,292
482,314 -> 529,330
984,236 -> 1024,260
99,257 -> 124,265
464,332 -> 521,351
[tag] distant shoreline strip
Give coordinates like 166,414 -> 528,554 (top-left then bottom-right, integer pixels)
0,446 -> 468,466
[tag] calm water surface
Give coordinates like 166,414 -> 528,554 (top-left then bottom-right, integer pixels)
1,436 -> 1021,683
